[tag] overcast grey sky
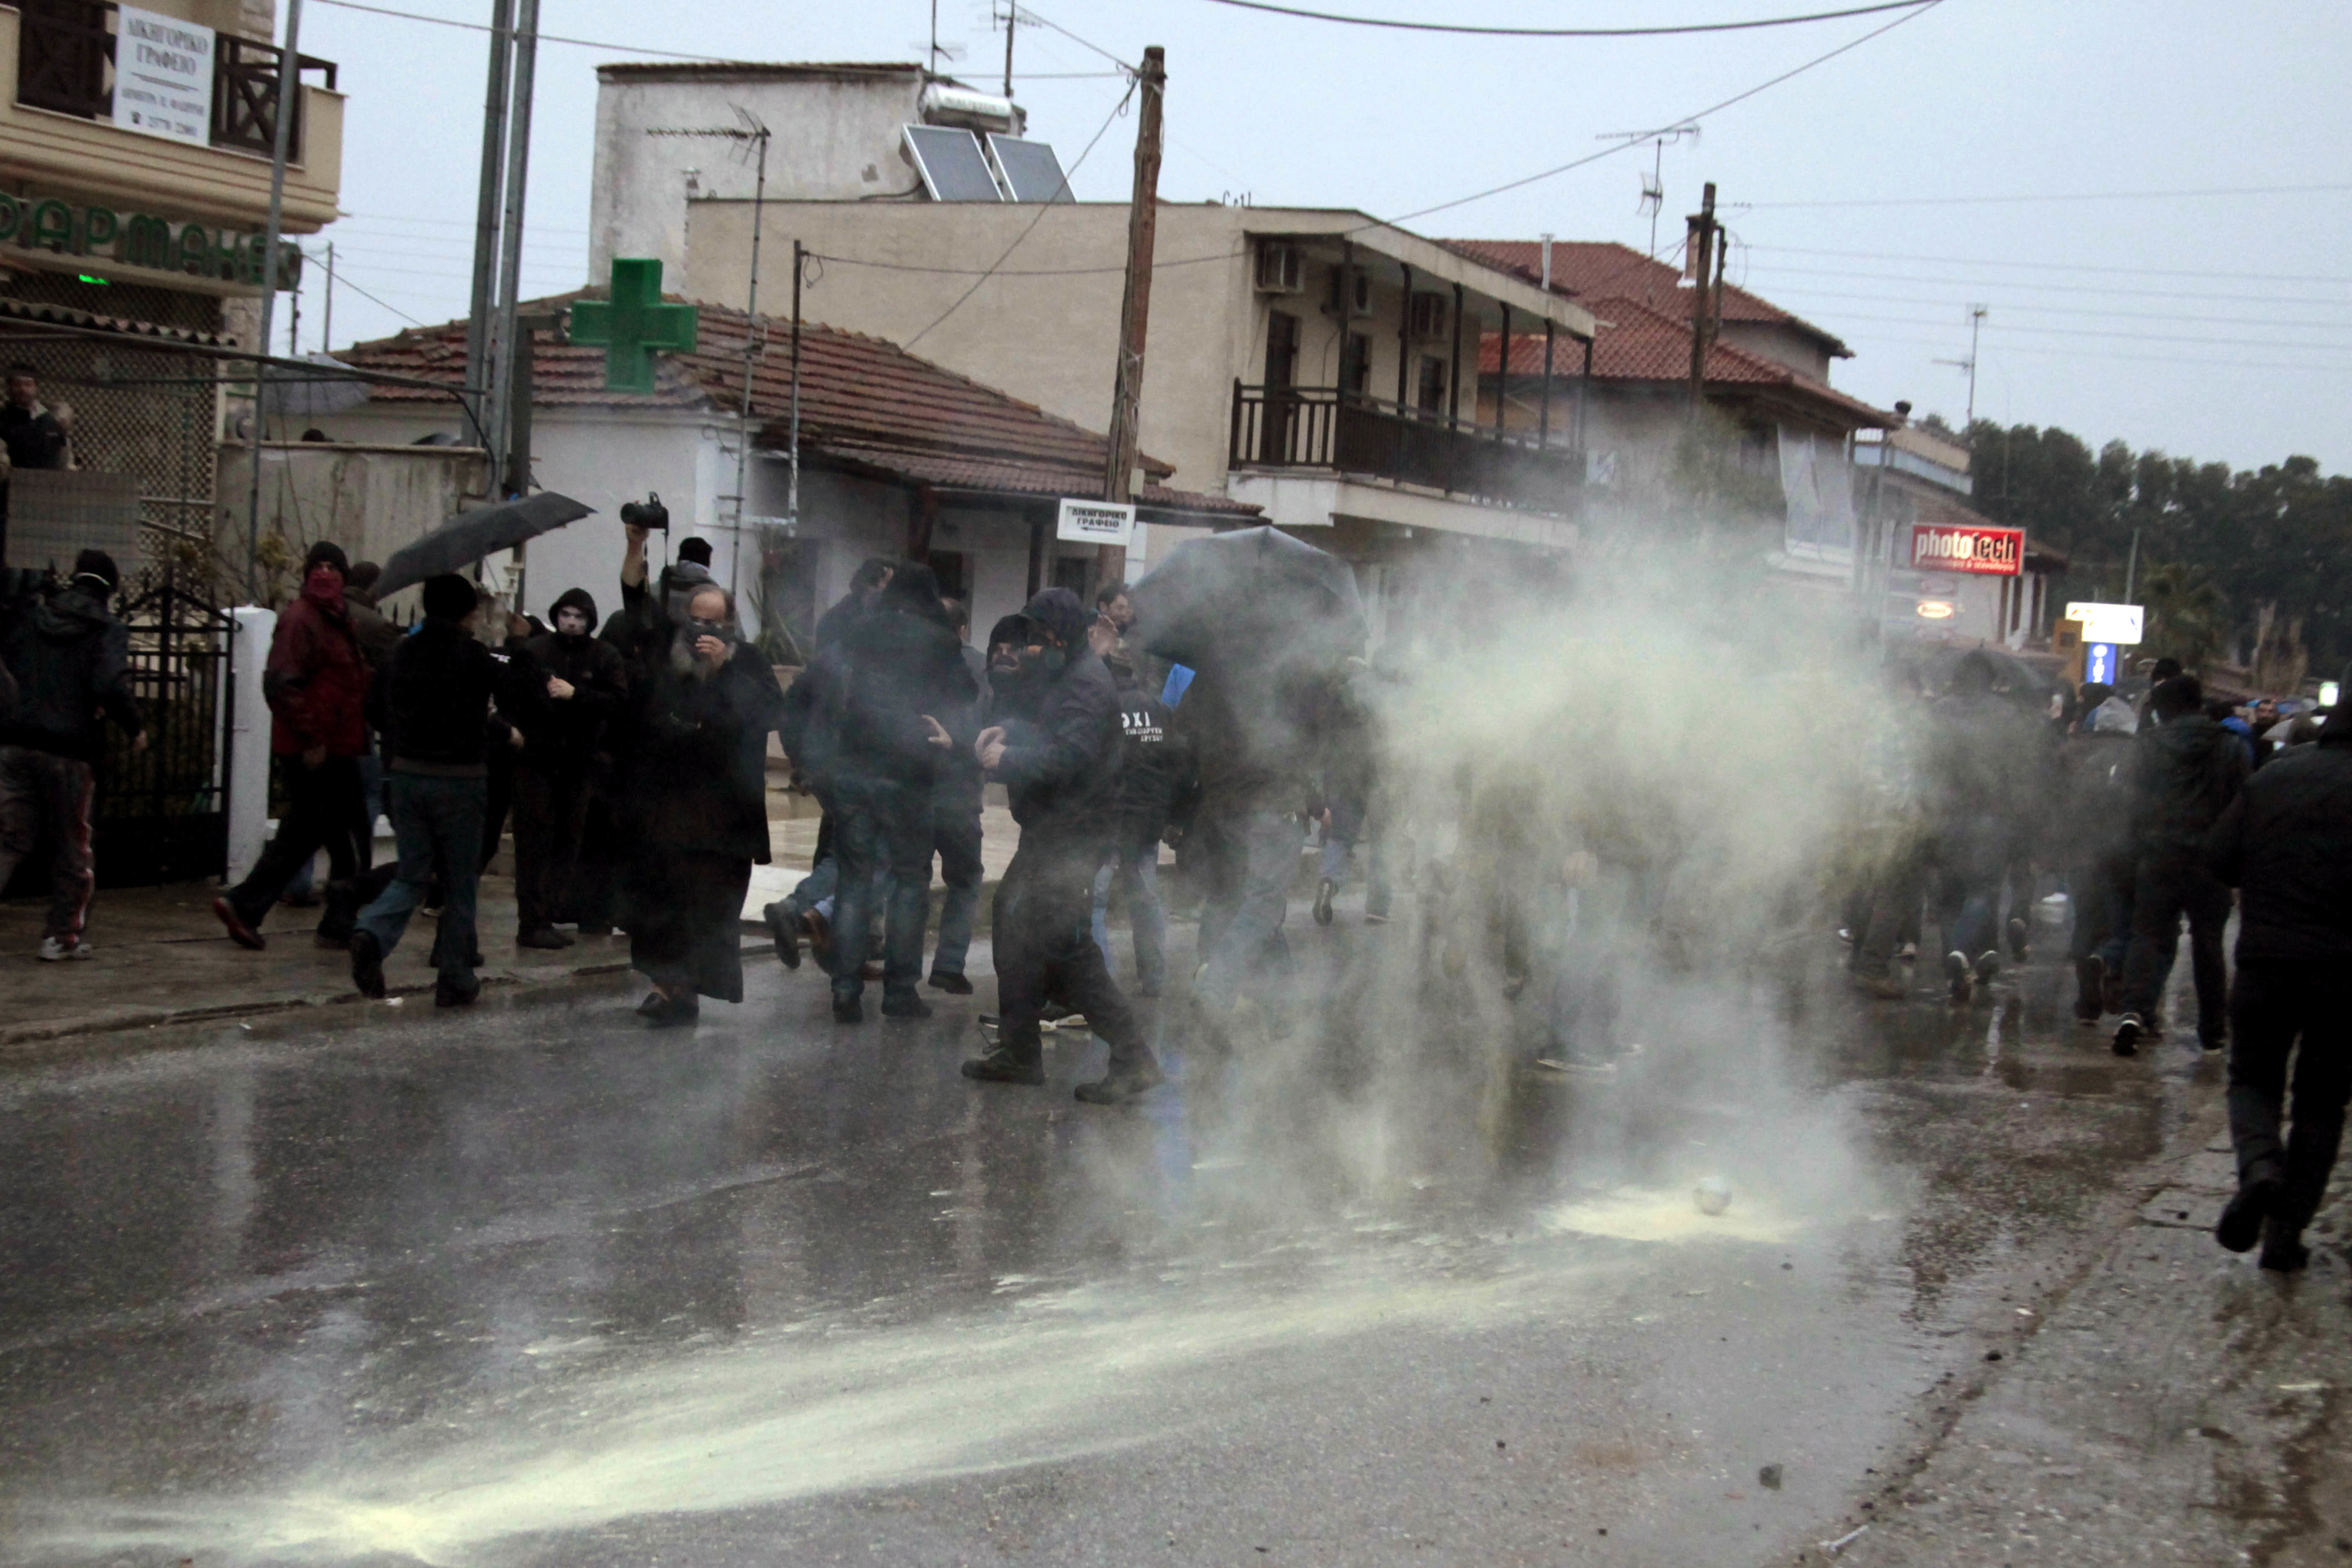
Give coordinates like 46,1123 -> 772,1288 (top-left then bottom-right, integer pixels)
291,0 -> 2351,473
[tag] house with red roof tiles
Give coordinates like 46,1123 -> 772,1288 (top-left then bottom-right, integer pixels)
300,294 -> 1255,658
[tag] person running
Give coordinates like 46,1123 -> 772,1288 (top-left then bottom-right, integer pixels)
2207,678 -> 2352,1271
0,552 -> 144,959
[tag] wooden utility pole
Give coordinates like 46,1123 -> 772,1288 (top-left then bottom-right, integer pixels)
1097,44 -> 1165,596
1685,180 -> 1718,419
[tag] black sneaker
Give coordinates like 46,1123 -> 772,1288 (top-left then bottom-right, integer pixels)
516,926 -> 573,950
2112,1013 -> 2143,1057
833,995 -> 864,1025
1943,950 -> 1972,1003
763,902 -> 802,970
1973,950 -> 2002,985
350,930 -> 387,999
2259,1217 -> 2311,1273
928,970 -> 974,995
2216,1168 -> 2282,1253
881,993 -> 933,1020
2007,915 -> 2030,962
1075,1057 -> 1166,1104
1313,878 -> 1336,926
962,1047 -> 1045,1086
435,977 -> 481,1008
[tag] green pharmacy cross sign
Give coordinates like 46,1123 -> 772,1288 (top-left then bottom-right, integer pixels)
568,258 -> 699,394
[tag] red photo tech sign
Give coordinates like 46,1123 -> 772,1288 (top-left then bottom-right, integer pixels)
1911,523 -> 2024,576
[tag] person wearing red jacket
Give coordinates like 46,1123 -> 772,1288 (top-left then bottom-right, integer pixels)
212,540 -> 374,949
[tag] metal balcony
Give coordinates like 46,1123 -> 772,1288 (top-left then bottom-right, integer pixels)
17,0 -> 336,158
1228,383 -> 1581,516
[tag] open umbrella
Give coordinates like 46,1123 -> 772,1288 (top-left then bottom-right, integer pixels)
1130,525 -> 1364,673
375,492 -> 595,598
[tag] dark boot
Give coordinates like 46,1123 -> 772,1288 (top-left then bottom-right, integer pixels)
435,977 -> 481,1008
763,902 -> 802,970
637,990 -> 668,1018
928,969 -> 974,995
350,930 -> 387,999
2259,1216 -> 2311,1273
645,991 -> 700,1029
1075,1051 -> 1166,1104
516,926 -> 573,950
2112,1013 -> 2144,1057
881,991 -> 933,1020
2073,955 -> 2104,1023
2216,1165 -> 2282,1254
833,995 -> 864,1025
1313,878 -> 1336,926
212,897 -> 266,951
962,1047 -> 1045,1085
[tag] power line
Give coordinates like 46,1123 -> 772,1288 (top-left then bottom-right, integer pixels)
1735,182 -> 2352,211
1798,309 -> 2352,351
297,246 -> 427,326
1193,0 -> 1933,37
1751,286 -> 2352,329
1738,264 -> 2352,308
1739,242 -> 2352,285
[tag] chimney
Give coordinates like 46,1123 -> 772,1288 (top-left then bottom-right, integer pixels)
1540,233 -> 1554,292
1893,399 -> 1911,427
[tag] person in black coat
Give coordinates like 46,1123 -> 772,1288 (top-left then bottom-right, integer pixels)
350,574 -> 539,1006
614,534 -> 785,1027
0,551 -> 144,959
2207,683 -> 2352,1271
1088,652 -> 1190,995
509,586 -> 629,948
824,561 -> 976,1023
2113,674 -> 2249,1056
962,588 -> 1162,1104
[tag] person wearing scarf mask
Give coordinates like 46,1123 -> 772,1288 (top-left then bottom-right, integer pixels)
213,539 -> 373,950
509,587 -> 629,948
615,535 -> 784,1027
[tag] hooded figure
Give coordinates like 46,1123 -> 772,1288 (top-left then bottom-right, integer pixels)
0,550 -> 144,959
821,561 -> 977,1021
961,588 -> 1163,1104
213,539 -> 374,949
509,586 -> 630,947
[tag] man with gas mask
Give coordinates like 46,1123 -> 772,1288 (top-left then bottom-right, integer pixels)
962,588 -> 1164,1104
509,587 -> 628,949
616,521 -> 784,1026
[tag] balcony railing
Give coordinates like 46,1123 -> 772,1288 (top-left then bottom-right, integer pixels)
17,0 -> 337,158
1229,383 -> 1582,515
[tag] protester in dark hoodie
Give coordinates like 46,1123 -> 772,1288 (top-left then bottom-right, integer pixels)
814,556 -> 895,652
2205,673 -> 2352,1272
509,586 -> 629,949
825,561 -> 975,1023
0,551 -> 144,959
923,597 -> 991,994
962,588 -> 1163,1104
349,574 -> 536,1006
616,524 -> 785,1027
214,540 -> 374,949
2113,674 -> 2249,1056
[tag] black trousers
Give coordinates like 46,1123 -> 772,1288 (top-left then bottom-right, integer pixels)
2227,958 -> 2352,1232
227,754 -> 367,930
2118,847 -> 2233,1042
628,849 -> 753,1002
512,765 -> 590,932
992,838 -> 1144,1066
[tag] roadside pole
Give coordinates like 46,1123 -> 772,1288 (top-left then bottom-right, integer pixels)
1097,45 -> 1166,598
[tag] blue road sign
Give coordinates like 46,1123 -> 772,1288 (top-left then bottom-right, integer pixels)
2086,642 -> 2118,686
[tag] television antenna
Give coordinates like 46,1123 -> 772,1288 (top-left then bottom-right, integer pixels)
1932,304 -> 1988,424
918,0 -> 968,73
1599,122 -> 1698,260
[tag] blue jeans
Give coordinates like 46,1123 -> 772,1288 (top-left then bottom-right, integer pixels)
830,781 -> 932,1003
929,794 -> 985,978
1091,844 -> 1167,991
356,771 -> 485,989
1195,805 -> 1303,1015
1317,800 -> 1391,917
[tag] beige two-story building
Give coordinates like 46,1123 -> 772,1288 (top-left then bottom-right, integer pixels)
0,0 -> 342,572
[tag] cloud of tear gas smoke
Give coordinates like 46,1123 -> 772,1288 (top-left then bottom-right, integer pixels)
1160,528 -> 1895,1240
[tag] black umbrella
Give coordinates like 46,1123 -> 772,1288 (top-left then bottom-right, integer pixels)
1130,524 -> 1365,672
375,492 -> 595,598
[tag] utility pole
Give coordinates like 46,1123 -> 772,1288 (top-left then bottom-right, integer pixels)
788,239 -> 804,531
244,0 -> 303,600
1002,0 -> 1016,98
464,0 -> 514,453
321,240 -> 334,352
484,0 -> 540,496
1684,181 -> 1718,420
1098,44 -> 1165,596
2125,526 -> 2141,603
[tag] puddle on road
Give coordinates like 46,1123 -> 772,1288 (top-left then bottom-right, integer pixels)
1543,1184 -> 1813,1246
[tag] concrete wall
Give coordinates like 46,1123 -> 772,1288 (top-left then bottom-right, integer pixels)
1718,320 -> 1835,384
213,441 -> 481,611
589,70 -> 932,281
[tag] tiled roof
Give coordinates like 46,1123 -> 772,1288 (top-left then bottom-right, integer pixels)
333,293 -> 1255,516
1443,237 -> 1851,357
0,294 -> 233,346
1480,293 -> 1891,429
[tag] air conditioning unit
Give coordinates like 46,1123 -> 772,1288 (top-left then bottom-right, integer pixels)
1325,263 -> 1373,319
1255,242 -> 1304,294
1408,291 -> 1450,340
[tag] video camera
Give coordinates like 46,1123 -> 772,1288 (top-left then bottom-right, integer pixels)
619,492 -> 669,533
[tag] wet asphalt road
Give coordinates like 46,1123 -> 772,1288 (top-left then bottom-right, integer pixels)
0,912 -> 2212,1566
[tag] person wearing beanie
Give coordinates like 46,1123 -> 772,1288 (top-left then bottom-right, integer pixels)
347,573 -> 540,1006
211,537 -> 376,950
961,587 -> 1164,1104
0,549 -> 145,960
508,585 -> 629,948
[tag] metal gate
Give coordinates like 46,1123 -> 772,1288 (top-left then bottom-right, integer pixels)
91,567 -> 233,887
